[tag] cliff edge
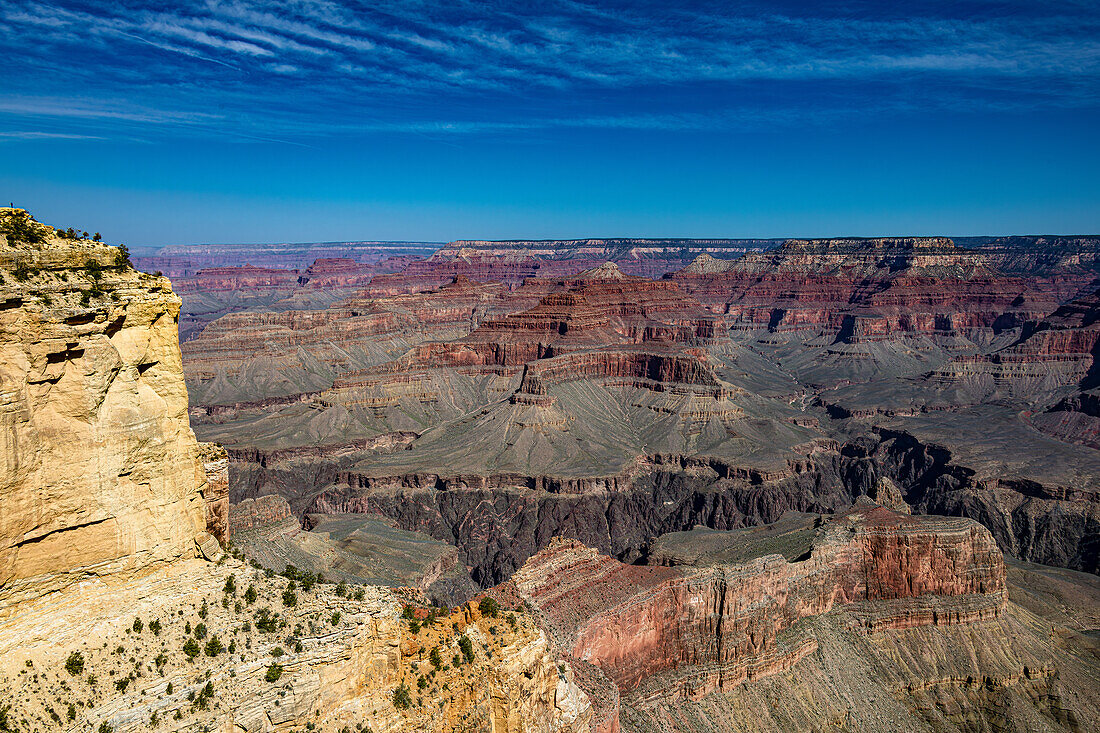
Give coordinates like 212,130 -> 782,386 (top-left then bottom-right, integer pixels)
0,208 -> 227,613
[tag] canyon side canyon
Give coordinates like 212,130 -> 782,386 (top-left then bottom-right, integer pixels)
1,208 -> 1098,732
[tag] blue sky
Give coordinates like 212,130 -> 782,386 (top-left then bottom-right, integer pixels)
2,1 -> 1099,246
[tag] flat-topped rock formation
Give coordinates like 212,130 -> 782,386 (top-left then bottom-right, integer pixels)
0,208 -> 227,613
228,495 -> 478,605
133,240 -> 440,277
495,505 -> 1100,731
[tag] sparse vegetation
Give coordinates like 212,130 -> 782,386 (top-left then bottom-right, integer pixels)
392,683 -> 411,710
1,210 -> 46,245
254,607 -> 279,633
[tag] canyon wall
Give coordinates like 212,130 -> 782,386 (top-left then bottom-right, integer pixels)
504,506 -> 1007,729
0,209 -> 225,612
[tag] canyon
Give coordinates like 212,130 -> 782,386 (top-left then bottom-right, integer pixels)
2,212 -> 1098,732
181,235 -> 1100,585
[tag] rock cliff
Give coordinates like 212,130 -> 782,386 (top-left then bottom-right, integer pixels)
0,208 -> 226,612
499,507 -> 1100,732
0,210 -> 590,733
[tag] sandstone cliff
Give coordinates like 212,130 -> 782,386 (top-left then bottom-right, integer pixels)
0,208 -> 229,612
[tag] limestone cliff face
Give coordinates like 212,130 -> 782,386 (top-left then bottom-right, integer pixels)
0,208 -> 223,612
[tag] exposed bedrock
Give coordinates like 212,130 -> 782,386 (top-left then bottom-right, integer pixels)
514,507 -> 1005,691
0,209 -> 228,613
227,419 -> 1099,586
498,506 -> 1019,731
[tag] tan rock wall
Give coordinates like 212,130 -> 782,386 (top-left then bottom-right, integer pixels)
0,210 -> 221,613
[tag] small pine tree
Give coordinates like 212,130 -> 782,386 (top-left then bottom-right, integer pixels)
204,635 -> 224,657
182,638 -> 200,659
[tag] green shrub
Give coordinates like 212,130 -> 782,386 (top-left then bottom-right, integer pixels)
334,582 -> 348,598
132,618 -> 143,633
244,585 -> 257,604
392,683 -> 411,710
182,639 -> 200,659
149,619 -> 162,635
66,704 -> 76,721
254,607 -> 278,633
224,575 -> 236,595
98,722 -> 113,733
478,597 -> 499,618
271,647 -> 285,658
265,663 -> 283,683
282,590 -> 297,607
194,623 -> 207,640
458,635 -> 474,664
64,651 -> 85,676
429,648 -> 442,669
330,612 -> 341,626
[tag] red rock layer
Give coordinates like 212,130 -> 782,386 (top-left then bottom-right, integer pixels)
172,264 -> 299,294
508,505 -> 1006,721
323,266 -> 729,407
669,238 -> 1061,339
930,286 -> 1100,394
229,494 -> 295,532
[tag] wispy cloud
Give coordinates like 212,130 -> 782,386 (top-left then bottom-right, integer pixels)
1,1 -> 1098,141
0,131 -> 105,140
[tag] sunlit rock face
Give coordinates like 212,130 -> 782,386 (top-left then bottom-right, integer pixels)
0,208 -> 224,612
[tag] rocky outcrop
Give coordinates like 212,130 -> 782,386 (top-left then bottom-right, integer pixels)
505,506 -> 1007,729
0,209 -> 226,613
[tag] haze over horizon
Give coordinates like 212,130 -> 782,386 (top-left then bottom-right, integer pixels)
3,0 -> 1099,247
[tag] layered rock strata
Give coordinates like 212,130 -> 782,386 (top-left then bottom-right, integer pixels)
504,506 -> 1018,730
0,208 -> 226,612
669,238 -> 1057,340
